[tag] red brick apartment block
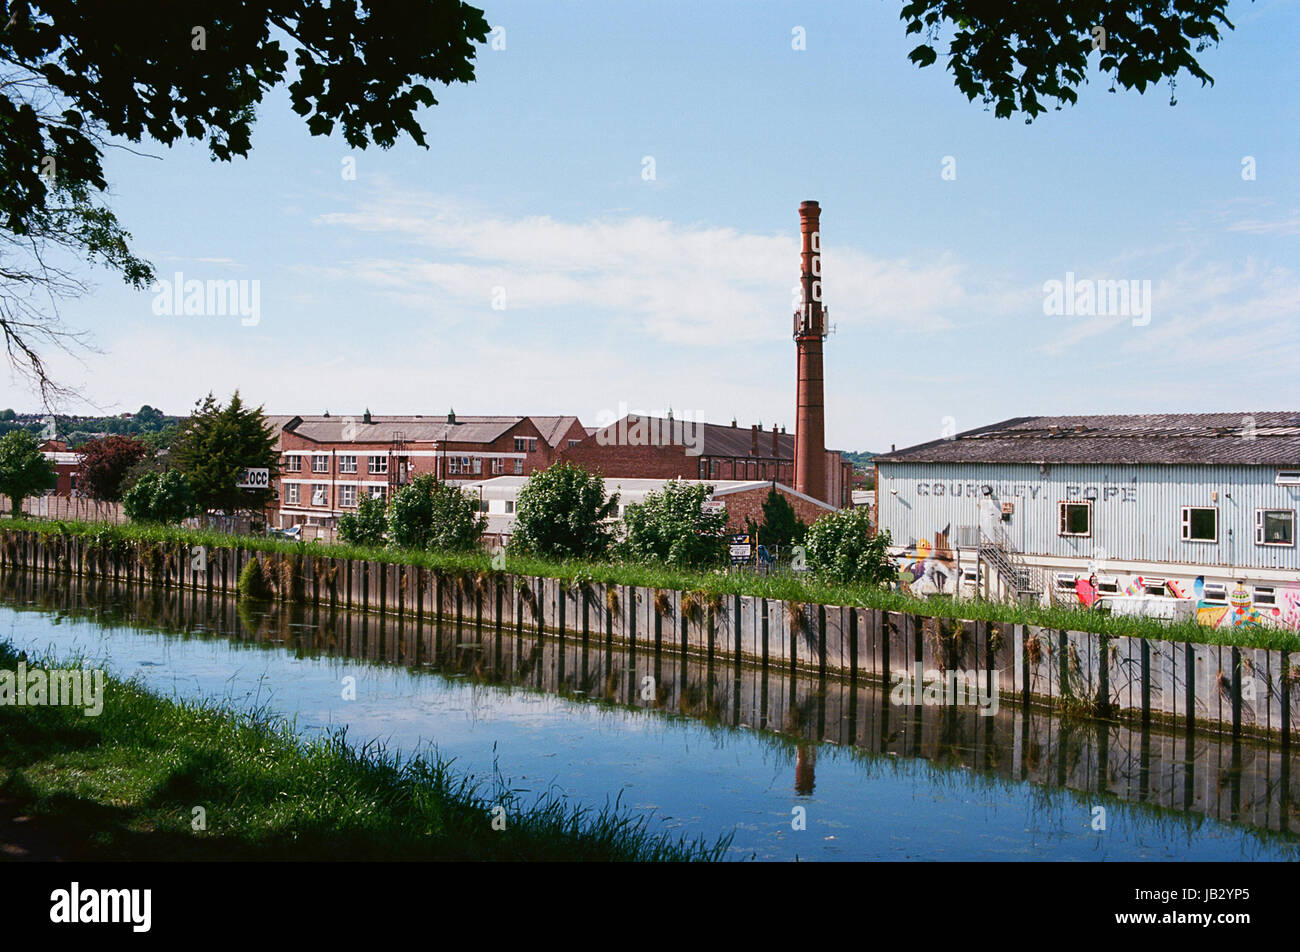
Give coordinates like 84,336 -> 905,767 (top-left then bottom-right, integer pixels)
559,414 -> 853,509
265,411 -> 585,528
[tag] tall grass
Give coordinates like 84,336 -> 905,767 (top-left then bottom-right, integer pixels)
0,640 -> 731,861
3,515 -> 1296,651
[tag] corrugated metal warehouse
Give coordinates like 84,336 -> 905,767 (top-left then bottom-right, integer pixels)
874,413 -> 1300,630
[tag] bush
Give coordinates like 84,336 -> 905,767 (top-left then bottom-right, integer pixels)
338,493 -> 388,548
387,475 -> 485,552
122,471 -> 196,524
802,507 -> 895,586
618,481 -> 727,569
508,463 -> 618,561
238,556 -> 273,600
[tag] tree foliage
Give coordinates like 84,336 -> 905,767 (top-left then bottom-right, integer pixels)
0,428 -> 54,514
338,492 -> 388,548
121,470 -> 195,525
508,463 -> 619,561
802,508 -> 896,586
618,481 -> 727,569
77,434 -> 146,502
0,0 -> 489,397
387,474 -> 485,552
900,0 -> 1238,120
171,391 -> 277,516
745,488 -> 807,550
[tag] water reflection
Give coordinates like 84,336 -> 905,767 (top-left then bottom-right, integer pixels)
3,568 -> 1299,859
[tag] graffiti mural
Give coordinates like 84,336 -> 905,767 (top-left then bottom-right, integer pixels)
1046,571 -> 1298,631
897,525 -> 958,595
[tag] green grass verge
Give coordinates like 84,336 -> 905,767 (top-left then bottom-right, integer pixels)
0,640 -> 730,861
3,515 -> 1297,651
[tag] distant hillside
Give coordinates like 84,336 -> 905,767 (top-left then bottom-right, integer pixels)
841,451 -> 878,469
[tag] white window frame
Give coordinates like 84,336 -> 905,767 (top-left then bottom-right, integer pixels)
1201,582 -> 1228,604
284,454 -> 302,473
1255,508 -> 1295,547
368,485 -> 386,500
1058,501 -> 1091,537
505,500 -> 515,514
311,484 -> 328,506
513,459 -> 523,475
340,485 -> 357,508
312,454 -> 329,474
369,455 -> 388,475
1276,470 -> 1300,486
1254,586 -> 1278,607
285,484 -> 300,505
448,457 -> 460,475
492,458 -> 504,474
513,437 -> 527,453
1180,506 -> 1217,543
338,454 -> 357,474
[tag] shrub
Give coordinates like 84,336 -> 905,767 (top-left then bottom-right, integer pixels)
508,463 -> 618,561
338,493 -> 388,548
387,475 -> 485,552
122,471 -> 196,524
237,556 -> 273,600
803,508 -> 896,585
618,481 -> 727,569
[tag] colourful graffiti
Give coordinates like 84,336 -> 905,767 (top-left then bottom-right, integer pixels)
1047,570 -> 1299,631
897,525 -> 958,595
1271,588 -> 1300,631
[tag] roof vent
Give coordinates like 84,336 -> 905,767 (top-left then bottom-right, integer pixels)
447,409 -> 456,425
363,409 -> 372,424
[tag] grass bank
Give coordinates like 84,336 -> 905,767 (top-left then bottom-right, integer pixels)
2,516 -> 1296,651
0,640 -> 730,861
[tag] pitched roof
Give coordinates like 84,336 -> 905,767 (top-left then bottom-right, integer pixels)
875,413 -> 1300,466
580,414 -> 798,459
529,415 -> 582,448
271,414 -> 523,445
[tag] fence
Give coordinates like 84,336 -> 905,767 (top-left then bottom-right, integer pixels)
0,495 -> 127,524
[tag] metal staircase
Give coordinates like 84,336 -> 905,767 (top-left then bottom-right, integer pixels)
978,524 -> 1042,604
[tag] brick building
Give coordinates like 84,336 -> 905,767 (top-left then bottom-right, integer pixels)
40,440 -> 80,496
266,412 -> 586,529
559,413 -> 853,509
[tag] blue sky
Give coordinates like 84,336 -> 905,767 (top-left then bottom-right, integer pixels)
18,0 -> 1299,452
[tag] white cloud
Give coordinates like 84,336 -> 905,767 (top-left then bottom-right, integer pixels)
313,190 -> 983,346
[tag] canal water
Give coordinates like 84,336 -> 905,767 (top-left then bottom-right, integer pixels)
2,569 -> 1298,861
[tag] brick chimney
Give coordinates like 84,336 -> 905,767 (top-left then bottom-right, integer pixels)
772,422 -> 779,456
751,424 -> 759,456
794,200 -> 827,502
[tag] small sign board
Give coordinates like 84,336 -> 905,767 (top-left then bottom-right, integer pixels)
1001,502 -> 1015,515
729,532 -> 752,564
237,467 -> 270,490
702,499 -> 726,515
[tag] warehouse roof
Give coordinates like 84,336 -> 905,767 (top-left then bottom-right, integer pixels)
874,413 -> 1300,466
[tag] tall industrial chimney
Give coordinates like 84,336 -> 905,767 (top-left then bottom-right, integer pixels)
794,200 -> 828,502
